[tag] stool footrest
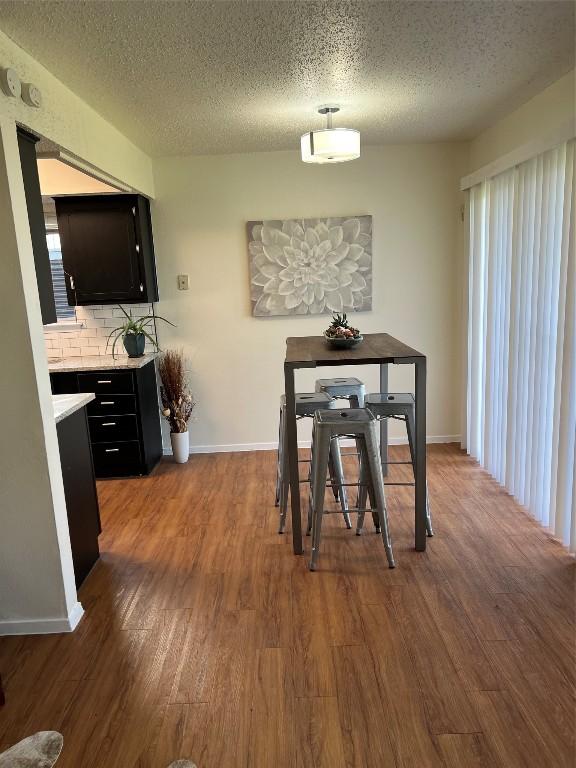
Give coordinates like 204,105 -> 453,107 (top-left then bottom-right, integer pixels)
320,507 -> 380,515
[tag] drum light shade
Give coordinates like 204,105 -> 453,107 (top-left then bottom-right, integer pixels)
300,105 -> 360,164
300,128 -> 361,164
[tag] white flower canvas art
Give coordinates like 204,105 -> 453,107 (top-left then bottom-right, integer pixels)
248,216 -> 372,316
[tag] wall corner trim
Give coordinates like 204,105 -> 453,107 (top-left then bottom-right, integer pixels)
0,600 -> 84,636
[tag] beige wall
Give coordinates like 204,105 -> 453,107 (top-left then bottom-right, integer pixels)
468,69 -> 575,173
0,116 -> 81,633
152,144 -> 467,450
0,29 -> 154,196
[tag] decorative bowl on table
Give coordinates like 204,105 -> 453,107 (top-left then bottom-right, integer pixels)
323,313 -> 363,349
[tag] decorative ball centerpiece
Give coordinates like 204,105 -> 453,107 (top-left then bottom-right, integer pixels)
323,313 -> 363,349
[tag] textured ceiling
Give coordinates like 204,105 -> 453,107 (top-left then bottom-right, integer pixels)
0,1 -> 574,156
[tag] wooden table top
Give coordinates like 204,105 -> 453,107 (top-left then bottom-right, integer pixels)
285,333 -> 425,367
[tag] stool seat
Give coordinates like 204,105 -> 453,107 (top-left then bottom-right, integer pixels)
315,377 -> 366,406
280,392 -> 335,417
316,376 -> 364,392
365,392 -> 414,407
315,408 -> 374,425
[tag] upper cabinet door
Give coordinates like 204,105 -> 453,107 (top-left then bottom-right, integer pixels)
55,194 -> 159,305
17,128 -> 57,325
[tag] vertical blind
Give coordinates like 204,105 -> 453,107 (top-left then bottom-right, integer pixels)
466,140 -> 575,551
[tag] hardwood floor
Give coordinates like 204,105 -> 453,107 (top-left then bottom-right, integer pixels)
0,444 -> 574,767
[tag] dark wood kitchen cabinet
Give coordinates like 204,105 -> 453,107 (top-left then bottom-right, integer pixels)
17,128 -> 57,325
51,360 -> 163,478
56,406 -> 101,587
54,194 -> 159,306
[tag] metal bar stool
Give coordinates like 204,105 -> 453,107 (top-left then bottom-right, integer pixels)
315,376 -> 366,506
276,393 -> 352,534
307,408 -> 395,571
361,392 -> 434,537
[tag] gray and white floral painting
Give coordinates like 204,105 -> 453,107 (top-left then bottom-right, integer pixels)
248,216 -> 372,316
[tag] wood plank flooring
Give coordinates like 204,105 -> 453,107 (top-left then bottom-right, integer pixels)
0,444 -> 574,767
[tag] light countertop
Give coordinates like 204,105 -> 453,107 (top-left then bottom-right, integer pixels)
52,393 -> 95,424
48,353 -> 156,373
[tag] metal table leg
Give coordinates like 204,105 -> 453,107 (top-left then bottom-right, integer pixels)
379,362 -> 389,476
284,363 -> 303,555
414,357 -> 427,551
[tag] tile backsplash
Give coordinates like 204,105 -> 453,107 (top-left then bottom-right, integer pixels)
44,304 -> 158,360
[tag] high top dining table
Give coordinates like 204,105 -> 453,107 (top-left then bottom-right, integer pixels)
284,333 -> 427,555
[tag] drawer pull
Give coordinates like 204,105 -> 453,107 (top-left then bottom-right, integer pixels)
102,422 -> 117,426
100,401 -> 115,405
97,380 -> 112,384
105,448 -> 120,453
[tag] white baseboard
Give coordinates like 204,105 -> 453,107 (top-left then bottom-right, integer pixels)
0,600 -> 84,636
163,435 -> 461,456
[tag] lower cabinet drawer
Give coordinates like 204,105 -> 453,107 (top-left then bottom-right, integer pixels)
89,414 -> 138,443
87,394 -> 136,416
92,441 -> 142,477
78,371 -> 134,394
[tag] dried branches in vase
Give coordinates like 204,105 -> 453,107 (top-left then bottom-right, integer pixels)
158,350 -> 195,463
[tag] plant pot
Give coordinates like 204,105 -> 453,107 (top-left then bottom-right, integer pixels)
170,430 -> 189,463
123,333 -> 146,358
323,332 -> 364,349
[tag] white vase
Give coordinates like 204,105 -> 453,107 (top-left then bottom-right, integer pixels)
170,430 -> 189,463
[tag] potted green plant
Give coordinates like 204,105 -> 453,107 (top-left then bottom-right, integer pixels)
158,349 -> 195,463
323,312 -> 363,348
106,306 -> 175,358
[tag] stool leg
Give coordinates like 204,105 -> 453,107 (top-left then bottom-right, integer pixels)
350,394 -> 366,514
364,443 -> 381,534
365,425 -> 395,568
353,436 -> 364,510
327,451 -> 340,502
307,426 -> 315,536
310,426 -> 331,571
406,410 -> 434,537
355,440 -> 367,534
275,405 -> 284,507
278,407 -> 290,534
330,437 -> 352,529
355,439 -> 380,535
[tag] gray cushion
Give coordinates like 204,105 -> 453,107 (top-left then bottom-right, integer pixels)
0,732 -> 63,768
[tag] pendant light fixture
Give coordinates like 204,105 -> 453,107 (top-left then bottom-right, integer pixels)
301,105 -> 360,164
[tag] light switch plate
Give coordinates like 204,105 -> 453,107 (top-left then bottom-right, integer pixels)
177,274 -> 189,290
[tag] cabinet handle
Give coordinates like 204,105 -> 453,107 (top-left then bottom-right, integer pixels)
105,448 -> 120,453
139,283 -> 144,292
70,275 -> 75,289
102,422 -> 117,426
100,401 -> 115,405
136,244 -> 140,253
97,380 -> 112,384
